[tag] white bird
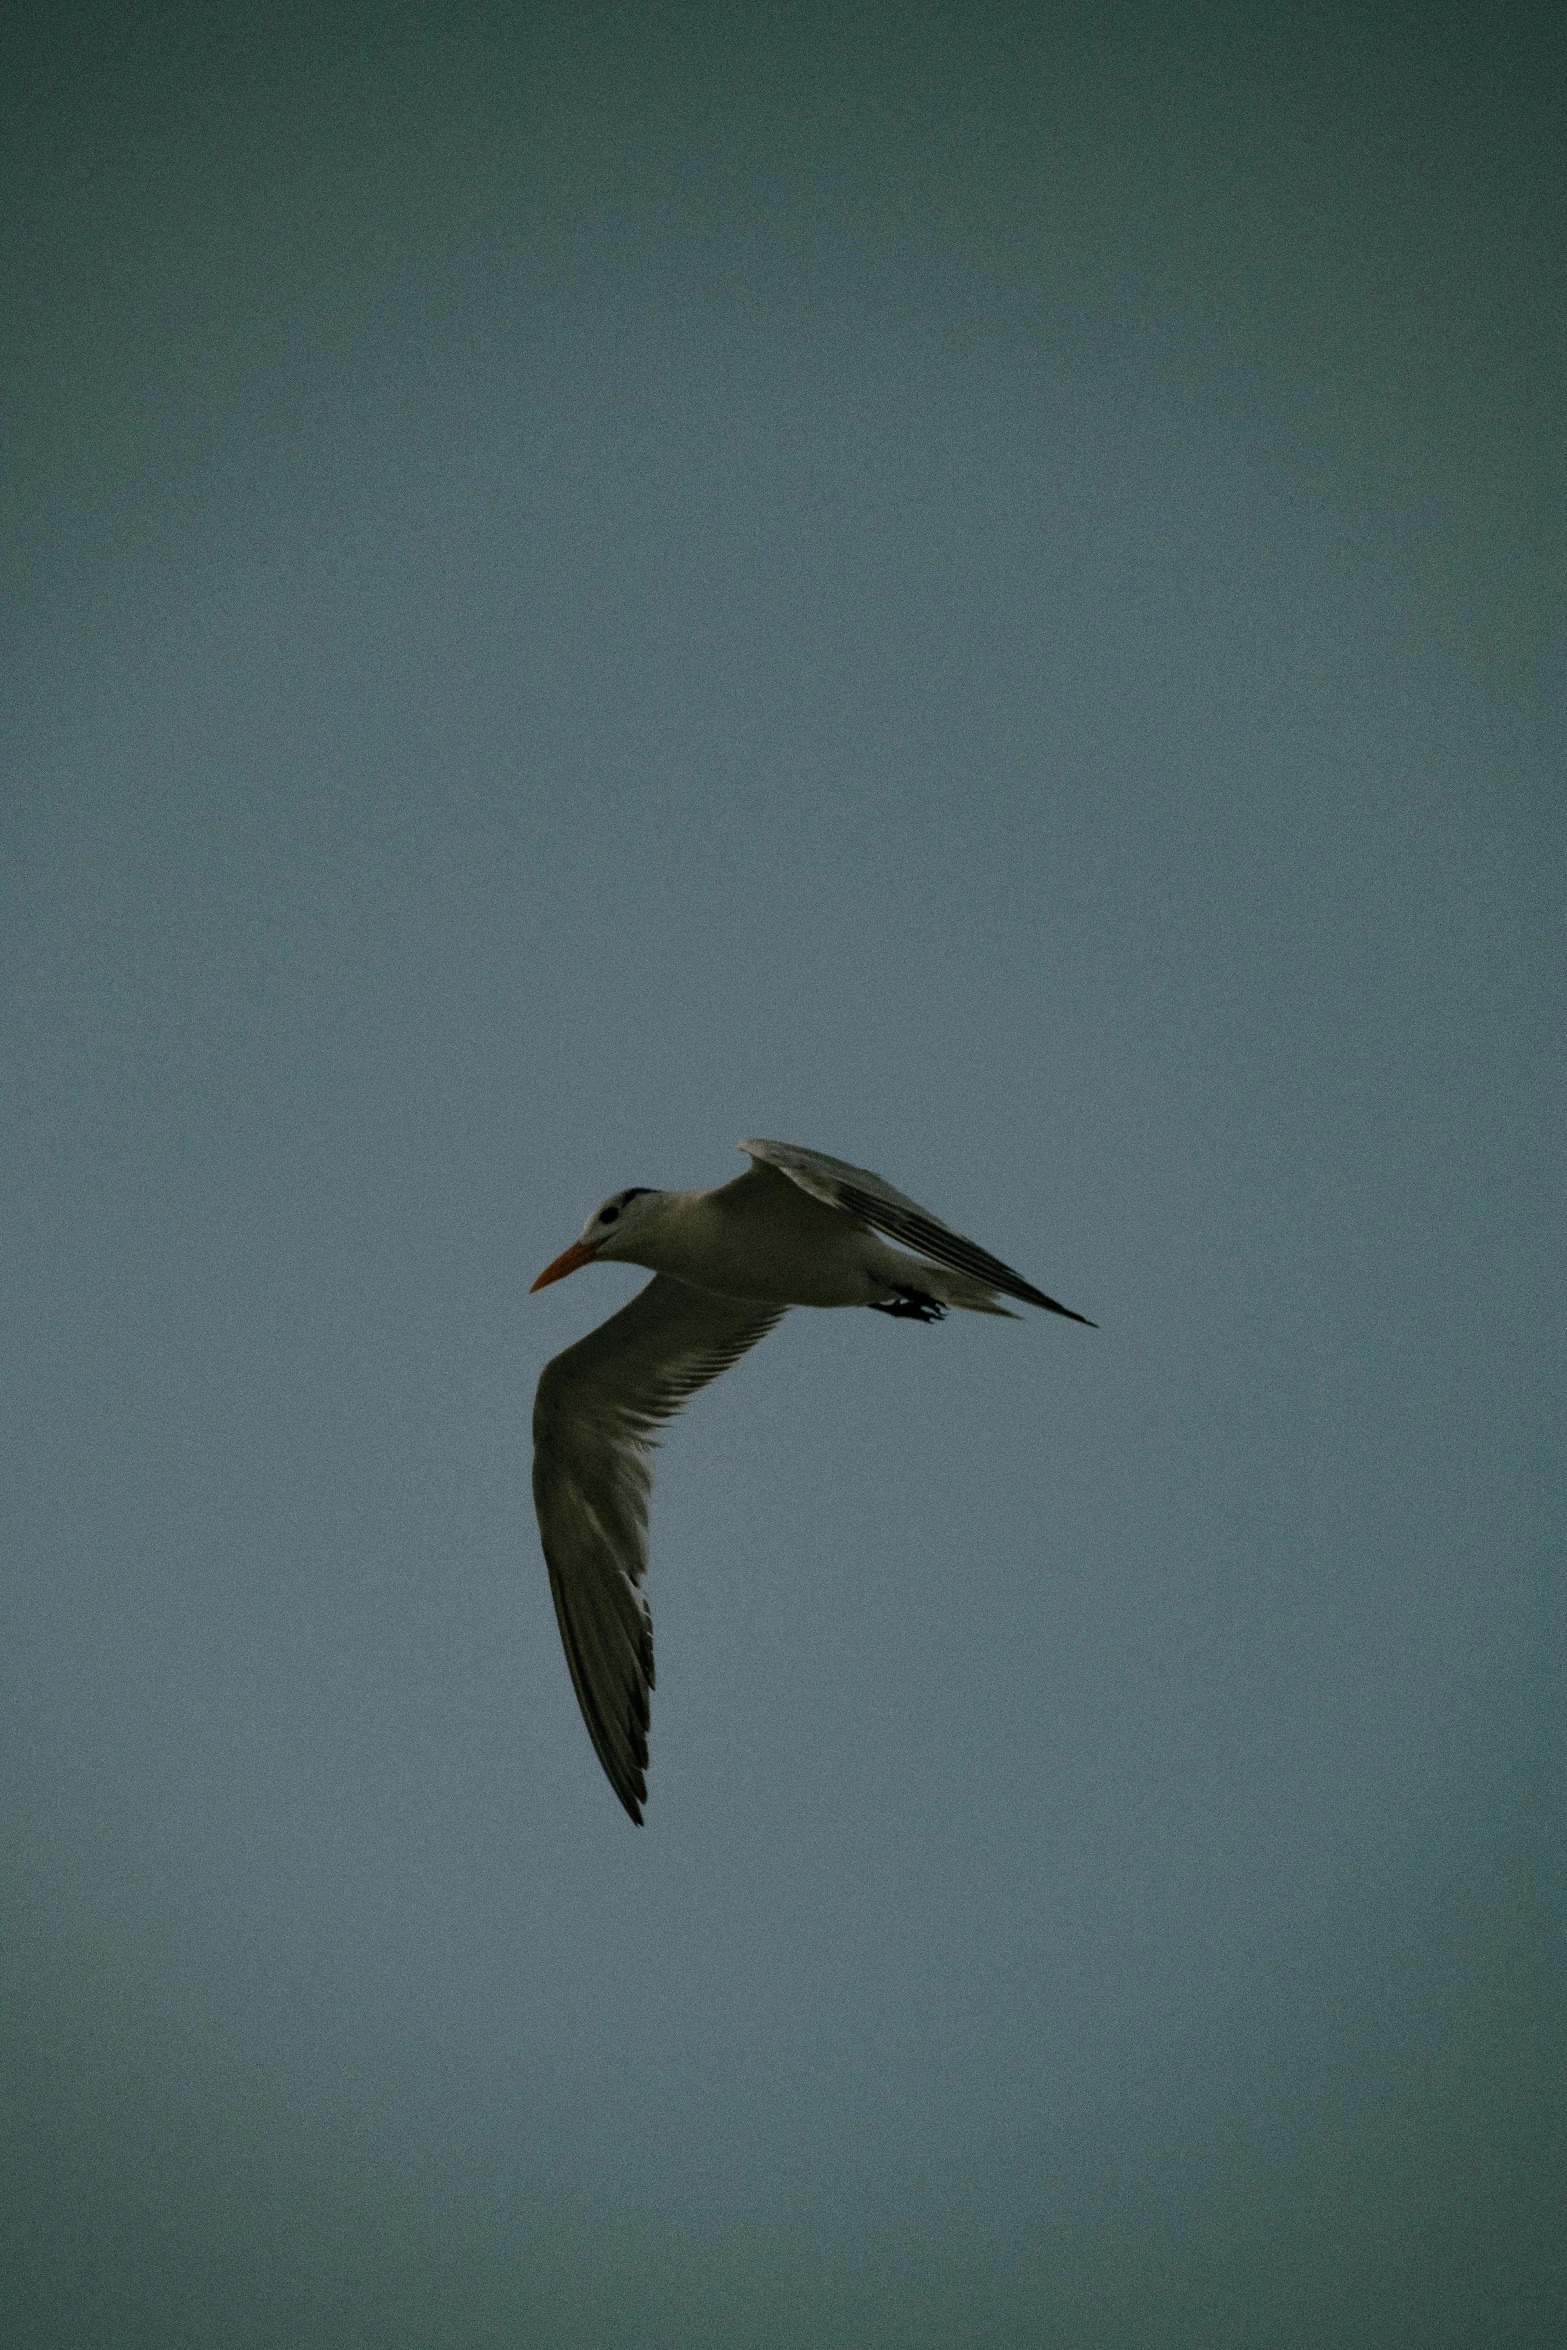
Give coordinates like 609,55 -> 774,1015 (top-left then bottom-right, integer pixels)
529,1137 -> 1094,1822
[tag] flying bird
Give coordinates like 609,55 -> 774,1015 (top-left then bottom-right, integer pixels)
530,1137 -> 1093,1822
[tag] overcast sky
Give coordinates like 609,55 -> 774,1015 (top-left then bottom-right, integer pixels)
3,5 -> 1561,2345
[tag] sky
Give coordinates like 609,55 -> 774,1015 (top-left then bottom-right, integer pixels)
2,3 -> 1562,2344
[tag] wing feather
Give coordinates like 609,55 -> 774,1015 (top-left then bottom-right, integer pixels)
532,1274 -> 789,1822
740,1138 -> 1095,1324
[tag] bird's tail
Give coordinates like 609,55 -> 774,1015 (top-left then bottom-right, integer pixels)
894,1259 -> 1021,1318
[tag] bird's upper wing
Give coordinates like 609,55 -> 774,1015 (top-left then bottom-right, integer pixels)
740,1138 -> 1094,1323
532,1274 -> 790,1823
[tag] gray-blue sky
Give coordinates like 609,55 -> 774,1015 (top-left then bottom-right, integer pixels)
3,5 -> 1561,2344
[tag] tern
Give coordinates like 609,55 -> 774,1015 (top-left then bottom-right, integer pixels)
530,1137 -> 1094,1822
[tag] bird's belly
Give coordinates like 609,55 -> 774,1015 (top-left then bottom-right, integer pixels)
653,1194 -> 880,1307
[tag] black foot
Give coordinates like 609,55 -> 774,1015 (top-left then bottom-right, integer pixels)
870,1287 -> 948,1323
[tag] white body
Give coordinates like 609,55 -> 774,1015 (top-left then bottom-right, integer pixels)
601,1161 -> 1017,1312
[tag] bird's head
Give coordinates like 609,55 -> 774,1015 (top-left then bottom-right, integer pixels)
530,1187 -> 663,1289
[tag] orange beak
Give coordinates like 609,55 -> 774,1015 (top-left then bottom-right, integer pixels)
530,1237 -> 601,1292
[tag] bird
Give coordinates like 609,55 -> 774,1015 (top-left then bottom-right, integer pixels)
529,1137 -> 1094,1823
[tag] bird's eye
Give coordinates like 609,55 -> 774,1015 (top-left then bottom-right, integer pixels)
599,1206 -> 620,1224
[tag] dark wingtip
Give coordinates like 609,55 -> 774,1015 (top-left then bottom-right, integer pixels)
1032,1292 -> 1097,1327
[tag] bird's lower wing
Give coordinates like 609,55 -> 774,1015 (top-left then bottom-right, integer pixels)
740,1137 -> 1094,1323
532,1274 -> 790,1822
